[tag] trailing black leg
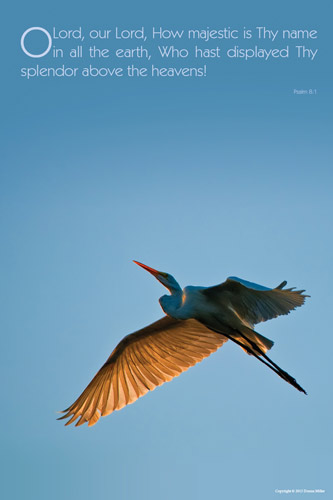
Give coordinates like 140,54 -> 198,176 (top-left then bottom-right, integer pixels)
204,318 -> 307,395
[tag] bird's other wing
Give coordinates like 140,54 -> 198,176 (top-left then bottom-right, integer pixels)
58,316 -> 228,427
202,277 -> 308,328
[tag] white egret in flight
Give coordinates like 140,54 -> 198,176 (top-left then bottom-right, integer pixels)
59,261 -> 308,427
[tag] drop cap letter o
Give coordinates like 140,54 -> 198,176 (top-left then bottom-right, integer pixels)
21,27 -> 52,58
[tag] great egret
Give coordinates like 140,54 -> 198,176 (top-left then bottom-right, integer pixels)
59,261 -> 308,427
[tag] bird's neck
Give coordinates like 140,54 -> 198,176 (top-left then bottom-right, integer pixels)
168,282 -> 182,294
159,289 -> 183,318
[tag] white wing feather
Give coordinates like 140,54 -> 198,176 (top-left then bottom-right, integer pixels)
203,277 -> 308,327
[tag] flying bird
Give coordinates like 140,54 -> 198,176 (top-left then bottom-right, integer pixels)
59,261 -> 308,427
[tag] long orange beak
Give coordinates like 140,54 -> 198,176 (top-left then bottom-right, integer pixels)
133,260 -> 165,278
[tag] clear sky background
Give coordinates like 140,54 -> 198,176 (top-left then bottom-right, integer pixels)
2,1 -> 332,499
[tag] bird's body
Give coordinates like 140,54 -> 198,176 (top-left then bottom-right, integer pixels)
59,262 -> 308,427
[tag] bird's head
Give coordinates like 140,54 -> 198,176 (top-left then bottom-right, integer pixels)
133,261 -> 181,294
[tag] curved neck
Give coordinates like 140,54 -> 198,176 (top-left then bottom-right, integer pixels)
159,289 -> 183,318
167,282 -> 182,294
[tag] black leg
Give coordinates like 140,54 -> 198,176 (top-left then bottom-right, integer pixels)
204,318 -> 307,395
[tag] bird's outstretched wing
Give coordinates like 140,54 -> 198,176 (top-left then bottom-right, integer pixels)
59,316 -> 227,427
202,277 -> 308,327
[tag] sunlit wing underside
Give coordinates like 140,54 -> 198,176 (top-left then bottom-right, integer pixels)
203,277 -> 308,327
59,316 -> 228,427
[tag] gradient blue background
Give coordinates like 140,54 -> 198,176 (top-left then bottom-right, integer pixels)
2,1 -> 332,499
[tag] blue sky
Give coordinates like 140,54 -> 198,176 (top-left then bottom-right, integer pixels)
2,1 -> 332,499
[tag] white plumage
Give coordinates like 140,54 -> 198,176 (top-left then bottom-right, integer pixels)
59,261 -> 308,427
